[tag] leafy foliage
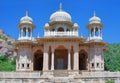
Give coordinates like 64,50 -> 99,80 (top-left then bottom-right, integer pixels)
0,55 -> 8,62
104,44 -> 120,71
105,80 -> 114,83
0,55 -> 16,71
0,35 -> 8,41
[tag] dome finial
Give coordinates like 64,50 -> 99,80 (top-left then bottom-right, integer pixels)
26,11 -> 28,16
94,11 -> 96,16
37,33 -> 40,38
89,11 -> 101,24
60,3 -> 62,11
80,33 -> 83,38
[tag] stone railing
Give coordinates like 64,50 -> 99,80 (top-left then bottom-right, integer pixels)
0,71 -> 43,78
18,37 -> 36,41
0,71 -> 120,78
77,71 -> 120,78
44,31 -> 78,37
89,36 -> 102,40
0,71 -> 120,83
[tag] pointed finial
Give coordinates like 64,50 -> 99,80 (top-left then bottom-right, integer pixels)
37,33 -> 40,38
26,11 -> 28,16
80,33 -> 83,38
60,3 -> 62,11
94,11 -> 96,16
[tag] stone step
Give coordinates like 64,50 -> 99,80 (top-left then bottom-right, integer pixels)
45,77 -> 76,83
53,71 -> 68,77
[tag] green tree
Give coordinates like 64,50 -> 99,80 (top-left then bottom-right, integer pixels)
104,43 -> 120,71
0,55 -> 16,71
117,64 -> 120,71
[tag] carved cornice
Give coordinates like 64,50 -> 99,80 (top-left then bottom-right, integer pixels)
87,23 -> 103,28
17,23 -> 35,28
36,37 -> 85,43
88,41 -> 107,47
49,21 -> 73,26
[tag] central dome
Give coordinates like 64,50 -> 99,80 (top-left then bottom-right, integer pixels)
50,3 -> 72,22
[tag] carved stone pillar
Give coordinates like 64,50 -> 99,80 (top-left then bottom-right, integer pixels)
73,47 -> 79,70
68,49 -> 71,70
98,28 -> 100,37
90,28 -> 92,38
51,48 -> 54,70
26,26 -> 28,37
43,46 -> 49,71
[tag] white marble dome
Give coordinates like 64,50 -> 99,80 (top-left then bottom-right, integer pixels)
50,8 -> 71,22
89,12 -> 101,24
20,11 -> 33,24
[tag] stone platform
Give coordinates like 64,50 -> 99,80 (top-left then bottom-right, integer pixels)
0,71 -> 120,83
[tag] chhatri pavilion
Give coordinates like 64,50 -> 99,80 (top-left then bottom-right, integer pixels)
15,3 -> 106,72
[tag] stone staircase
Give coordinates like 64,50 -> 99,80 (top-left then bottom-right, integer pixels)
42,70 -> 76,83
53,70 -> 68,77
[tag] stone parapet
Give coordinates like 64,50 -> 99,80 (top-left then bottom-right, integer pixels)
0,71 -> 120,83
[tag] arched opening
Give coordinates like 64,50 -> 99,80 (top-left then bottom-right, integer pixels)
52,28 -> 55,31
95,27 -> 99,36
33,50 -> 43,71
91,28 -> 94,37
58,27 -> 64,32
54,45 -> 68,70
79,50 -> 88,70
28,27 -> 31,37
23,27 -> 26,36
66,28 -> 70,31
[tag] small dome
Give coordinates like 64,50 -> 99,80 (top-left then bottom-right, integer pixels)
73,23 -> 79,28
44,23 -> 49,29
89,12 -> 101,24
45,23 -> 49,27
50,3 -> 71,22
20,11 -> 33,24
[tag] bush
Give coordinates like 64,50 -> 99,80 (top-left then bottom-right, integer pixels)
0,55 -> 8,62
0,55 -> 16,71
105,80 -> 114,83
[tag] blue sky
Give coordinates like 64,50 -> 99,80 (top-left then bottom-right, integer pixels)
0,0 -> 120,43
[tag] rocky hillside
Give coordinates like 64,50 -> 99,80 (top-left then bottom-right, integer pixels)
0,29 -> 15,57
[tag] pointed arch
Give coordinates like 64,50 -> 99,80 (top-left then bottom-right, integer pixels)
58,27 -> 64,32
79,49 -> 88,70
32,47 -> 43,71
